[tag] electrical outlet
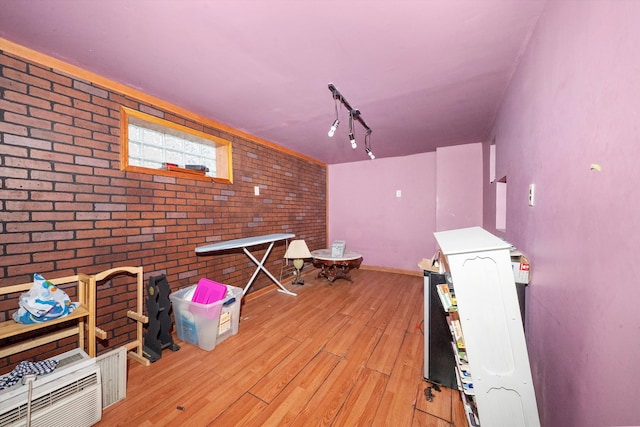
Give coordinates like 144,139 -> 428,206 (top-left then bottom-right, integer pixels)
254,186 -> 260,196
396,190 -> 402,198
528,184 -> 535,207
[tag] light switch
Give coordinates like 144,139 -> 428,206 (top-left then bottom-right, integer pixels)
254,186 -> 260,196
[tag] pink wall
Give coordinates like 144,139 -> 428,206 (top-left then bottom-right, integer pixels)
436,143 -> 483,231
486,2 -> 640,426
328,153 -> 437,272
328,143 -> 483,273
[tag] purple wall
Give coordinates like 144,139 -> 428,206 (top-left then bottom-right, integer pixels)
486,2 -> 640,426
328,152 -> 437,272
328,143 -> 483,273
436,143 -> 483,231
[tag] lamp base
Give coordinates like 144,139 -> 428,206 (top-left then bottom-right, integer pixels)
292,269 -> 305,285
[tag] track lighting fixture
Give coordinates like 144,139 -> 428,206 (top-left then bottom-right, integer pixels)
328,83 -> 374,159
366,148 -> 375,160
328,92 -> 340,137
348,111 -> 357,149
364,131 -> 375,159
328,118 -> 339,137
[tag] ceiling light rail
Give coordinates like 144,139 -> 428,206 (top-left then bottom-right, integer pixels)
327,83 -> 375,159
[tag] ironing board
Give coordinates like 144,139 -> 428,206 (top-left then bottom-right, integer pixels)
195,233 -> 296,296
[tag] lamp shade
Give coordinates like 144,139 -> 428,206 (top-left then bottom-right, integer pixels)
284,240 -> 312,259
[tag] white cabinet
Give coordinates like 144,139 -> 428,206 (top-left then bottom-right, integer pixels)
434,226 -> 540,427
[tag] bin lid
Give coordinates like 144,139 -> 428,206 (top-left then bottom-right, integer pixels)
192,278 -> 227,304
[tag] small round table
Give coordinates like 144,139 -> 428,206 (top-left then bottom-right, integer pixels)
311,249 -> 363,283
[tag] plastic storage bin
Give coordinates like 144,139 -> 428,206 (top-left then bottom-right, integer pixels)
170,284 -> 242,351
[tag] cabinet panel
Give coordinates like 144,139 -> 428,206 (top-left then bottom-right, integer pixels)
435,226 -> 539,427
423,271 -> 457,389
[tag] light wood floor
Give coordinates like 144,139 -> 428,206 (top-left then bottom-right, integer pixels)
98,268 -> 466,426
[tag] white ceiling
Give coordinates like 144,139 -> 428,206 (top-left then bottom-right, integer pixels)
0,0 -> 546,164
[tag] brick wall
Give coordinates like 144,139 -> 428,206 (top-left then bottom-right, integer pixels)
0,49 -> 326,372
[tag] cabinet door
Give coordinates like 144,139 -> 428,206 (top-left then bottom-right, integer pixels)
448,248 -> 539,427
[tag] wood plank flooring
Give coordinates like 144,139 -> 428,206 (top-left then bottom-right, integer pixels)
98,268 -> 467,426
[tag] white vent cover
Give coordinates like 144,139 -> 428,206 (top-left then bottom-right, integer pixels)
95,347 -> 127,409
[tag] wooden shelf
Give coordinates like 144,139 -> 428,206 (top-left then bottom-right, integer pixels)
0,305 -> 89,340
0,274 -> 97,359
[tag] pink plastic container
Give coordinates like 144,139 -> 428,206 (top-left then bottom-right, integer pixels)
192,278 -> 227,305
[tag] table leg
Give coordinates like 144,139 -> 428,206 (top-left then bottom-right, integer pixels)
242,244 -> 297,296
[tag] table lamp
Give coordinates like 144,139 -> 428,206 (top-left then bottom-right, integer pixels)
284,239 -> 312,285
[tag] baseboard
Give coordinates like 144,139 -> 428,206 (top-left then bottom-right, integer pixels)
359,264 -> 422,277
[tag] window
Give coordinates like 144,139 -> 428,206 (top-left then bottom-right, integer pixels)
120,107 -> 232,183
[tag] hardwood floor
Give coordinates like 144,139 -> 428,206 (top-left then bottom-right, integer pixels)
98,269 -> 467,426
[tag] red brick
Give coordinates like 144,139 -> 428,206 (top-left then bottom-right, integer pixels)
0,253 -> 31,267
56,221 -> 95,231
76,212 -> 112,221
29,106 -> 74,125
29,148 -> 74,164
53,83 -> 90,102
53,202 -> 93,211
53,182 -> 93,193
73,98 -> 108,115
28,64 -> 73,87
0,167 -> 27,179
52,142 -> 93,158
0,121 -> 27,136
31,230 -> 74,241
55,256 -> 96,270
0,54 -> 27,71
31,211 -> 74,221
33,250 -> 76,262
0,76 -> 27,93
0,190 -> 29,201
53,122 -> 92,138
74,155 -> 110,168
52,103 -> 92,120
3,67 -> 51,90
31,190 -> 74,201
4,111 -> 52,130
91,95 -> 121,111
56,239 -> 94,250
0,100 -> 27,119
92,132 -> 119,143
6,178 -> 54,191
30,85 -> 71,105
77,174 -> 109,185
29,128 -> 73,144
5,200 -> 53,211
109,92 -> 138,109
73,117 -> 109,133
8,263 -> 56,280
7,241 -> 55,254
31,172 -> 75,186
74,80 -> 108,98
92,113 -> 119,128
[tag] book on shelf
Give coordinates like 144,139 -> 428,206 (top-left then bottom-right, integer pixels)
436,283 -> 455,311
451,319 -> 465,349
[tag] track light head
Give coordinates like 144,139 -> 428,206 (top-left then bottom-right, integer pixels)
328,119 -> 339,137
349,133 -> 357,149
366,148 -> 375,160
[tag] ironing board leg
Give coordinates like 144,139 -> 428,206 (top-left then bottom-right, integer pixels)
242,243 -> 297,296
